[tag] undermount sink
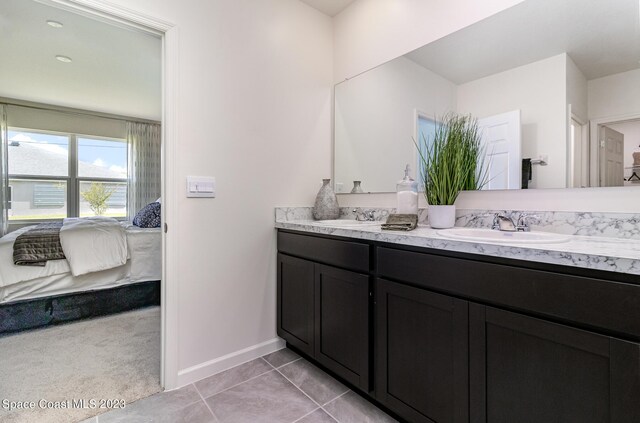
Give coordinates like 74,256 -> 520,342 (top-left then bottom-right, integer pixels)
313,219 -> 381,227
437,227 -> 570,244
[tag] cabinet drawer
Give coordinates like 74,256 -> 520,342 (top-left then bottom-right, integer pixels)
278,231 -> 369,272
377,247 -> 640,339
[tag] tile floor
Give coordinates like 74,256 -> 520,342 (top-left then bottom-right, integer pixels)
85,348 -> 397,423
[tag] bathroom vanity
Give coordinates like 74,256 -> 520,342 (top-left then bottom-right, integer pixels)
275,212 -> 640,423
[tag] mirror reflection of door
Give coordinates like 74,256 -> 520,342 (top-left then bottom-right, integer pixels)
477,110 -> 521,190
599,126 -> 625,187
570,118 -> 589,188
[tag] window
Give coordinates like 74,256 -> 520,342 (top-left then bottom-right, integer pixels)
416,114 -> 437,189
7,129 -> 127,221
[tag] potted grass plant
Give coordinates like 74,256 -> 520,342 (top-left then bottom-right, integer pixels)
415,113 -> 489,228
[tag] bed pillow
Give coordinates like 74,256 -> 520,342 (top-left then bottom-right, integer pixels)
132,202 -> 161,228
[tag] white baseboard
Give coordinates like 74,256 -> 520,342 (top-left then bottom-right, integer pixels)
175,337 -> 286,388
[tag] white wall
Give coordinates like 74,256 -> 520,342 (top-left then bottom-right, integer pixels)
566,55 -> 588,123
333,0 -> 640,212
607,121 -> 640,181
104,0 -> 333,385
333,0 -> 526,82
457,54 -> 567,189
589,68 -> 640,120
335,56 -> 456,193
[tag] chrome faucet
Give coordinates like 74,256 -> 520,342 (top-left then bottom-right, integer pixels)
492,214 -> 517,232
492,213 -> 538,232
353,208 -> 376,221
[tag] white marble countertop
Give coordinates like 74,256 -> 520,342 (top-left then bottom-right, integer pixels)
275,219 -> 640,277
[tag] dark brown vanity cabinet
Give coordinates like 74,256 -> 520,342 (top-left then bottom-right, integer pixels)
277,253 -> 315,356
469,305 -> 640,423
277,229 -> 640,422
315,264 -> 370,390
376,245 -> 640,423
376,278 -> 469,423
277,231 -> 371,391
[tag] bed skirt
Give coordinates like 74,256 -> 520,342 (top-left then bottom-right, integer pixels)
0,280 -> 160,336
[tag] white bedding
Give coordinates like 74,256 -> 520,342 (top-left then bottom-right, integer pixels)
0,221 -> 161,303
60,217 -> 128,276
0,227 -> 70,288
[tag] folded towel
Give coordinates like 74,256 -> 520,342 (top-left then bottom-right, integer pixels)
521,158 -> 532,189
382,214 -> 418,231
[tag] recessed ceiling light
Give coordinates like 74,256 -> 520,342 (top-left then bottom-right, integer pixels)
55,55 -> 72,63
47,20 -> 63,28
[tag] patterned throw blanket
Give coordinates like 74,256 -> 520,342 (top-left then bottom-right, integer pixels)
13,222 -> 66,266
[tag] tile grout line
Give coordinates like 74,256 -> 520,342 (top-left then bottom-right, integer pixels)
274,366 -> 338,422
273,366 -> 322,408
319,389 -> 352,423
199,366 -> 276,400
290,407 -> 321,423
263,355 -> 303,369
265,355 -> 348,422
272,360 -> 342,423
322,389 -> 350,407
193,382 -> 220,422
318,398 -> 344,423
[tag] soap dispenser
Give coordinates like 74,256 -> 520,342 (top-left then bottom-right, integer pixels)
397,164 -> 418,215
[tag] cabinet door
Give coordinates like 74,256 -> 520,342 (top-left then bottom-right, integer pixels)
277,253 -> 315,357
315,264 -> 370,391
376,278 -> 469,423
470,304 -> 640,423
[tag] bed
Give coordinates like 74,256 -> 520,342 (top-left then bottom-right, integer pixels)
0,218 -> 161,334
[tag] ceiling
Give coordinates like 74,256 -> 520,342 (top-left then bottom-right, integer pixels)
406,0 -> 640,84
298,0 -> 356,17
0,0 -> 161,120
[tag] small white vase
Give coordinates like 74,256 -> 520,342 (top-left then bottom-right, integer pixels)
429,205 -> 456,229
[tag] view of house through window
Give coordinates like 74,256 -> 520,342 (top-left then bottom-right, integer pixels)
7,129 -> 127,221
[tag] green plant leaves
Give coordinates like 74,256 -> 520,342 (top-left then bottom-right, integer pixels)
414,113 -> 488,205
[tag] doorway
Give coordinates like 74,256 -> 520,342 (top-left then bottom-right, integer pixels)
43,0 -> 179,390
590,115 -> 640,187
0,0 -> 177,421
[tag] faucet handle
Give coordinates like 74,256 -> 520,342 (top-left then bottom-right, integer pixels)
363,209 -> 376,221
352,208 -> 375,221
516,213 -> 539,231
492,213 -> 501,230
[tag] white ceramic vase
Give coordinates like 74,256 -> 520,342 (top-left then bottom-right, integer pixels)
428,205 -> 456,229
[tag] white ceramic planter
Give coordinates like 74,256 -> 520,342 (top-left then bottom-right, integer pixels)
429,205 -> 456,229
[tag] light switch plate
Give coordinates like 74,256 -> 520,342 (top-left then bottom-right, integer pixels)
186,176 -> 216,198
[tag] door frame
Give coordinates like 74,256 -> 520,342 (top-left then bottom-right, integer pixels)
567,110 -> 588,188
41,0 -> 179,390
589,112 -> 640,188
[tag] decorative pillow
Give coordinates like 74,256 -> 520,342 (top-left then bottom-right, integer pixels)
132,202 -> 161,228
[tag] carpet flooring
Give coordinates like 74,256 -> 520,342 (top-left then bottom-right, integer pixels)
0,306 -> 161,423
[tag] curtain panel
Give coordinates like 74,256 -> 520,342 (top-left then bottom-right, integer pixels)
127,122 -> 161,219
0,104 -> 8,236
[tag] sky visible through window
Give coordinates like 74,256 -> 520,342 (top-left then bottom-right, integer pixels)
78,137 -> 127,178
8,130 -> 126,178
